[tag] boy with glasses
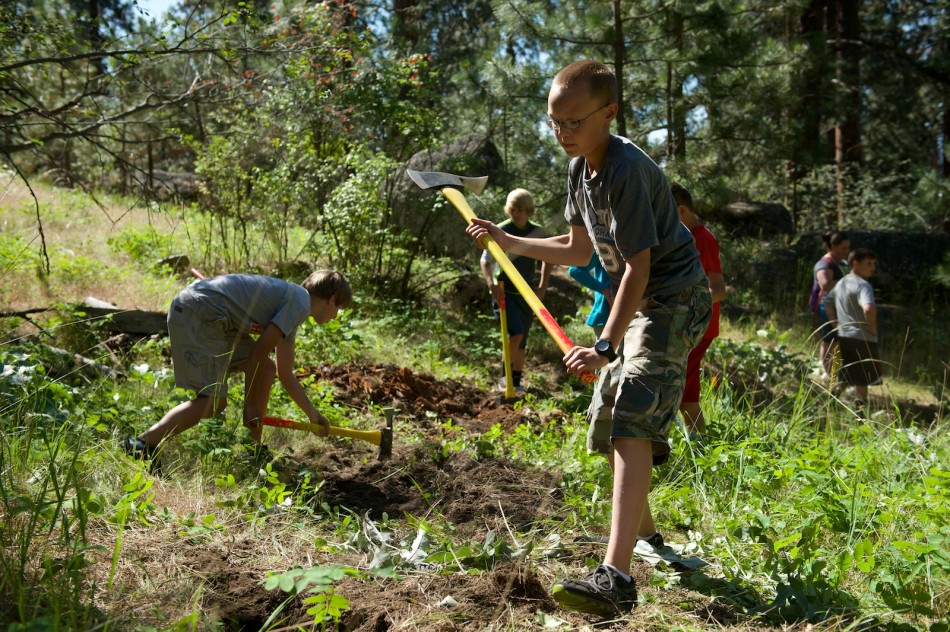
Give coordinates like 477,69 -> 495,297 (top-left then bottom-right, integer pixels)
466,60 -> 710,617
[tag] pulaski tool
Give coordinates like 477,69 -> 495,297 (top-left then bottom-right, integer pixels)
262,413 -> 394,460
407,169 -> 596,384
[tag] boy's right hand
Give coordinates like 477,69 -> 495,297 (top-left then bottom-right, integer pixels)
309,412 -> 330,437
466,218 -> 509,251
489,283 -> 501,303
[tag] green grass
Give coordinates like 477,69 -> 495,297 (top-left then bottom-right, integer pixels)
2,180 -> 949,630
2,307 -> 948,629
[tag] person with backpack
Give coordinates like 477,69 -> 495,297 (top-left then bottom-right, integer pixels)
810,231 -> 850,379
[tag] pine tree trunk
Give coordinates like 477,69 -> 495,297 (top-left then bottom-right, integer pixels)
943,91 -> 949,179
669,9 -> 685,162
831,0 -> 862,223
795,0 -> 827,174
612,0 -> 626,138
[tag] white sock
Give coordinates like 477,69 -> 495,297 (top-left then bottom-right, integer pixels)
637,532 -> 657,541
603,563 -> 631,582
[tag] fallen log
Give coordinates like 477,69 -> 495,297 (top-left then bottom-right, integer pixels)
82,297 -> 168,336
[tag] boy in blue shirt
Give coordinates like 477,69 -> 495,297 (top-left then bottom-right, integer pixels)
466,60 -> 710,617
568,252 -> 612,341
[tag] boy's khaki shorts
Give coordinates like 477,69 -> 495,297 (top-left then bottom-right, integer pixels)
587,283 -> 712,464
167,292 -> 255,403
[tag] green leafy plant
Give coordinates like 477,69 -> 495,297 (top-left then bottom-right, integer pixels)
107,226 -> 176,265
263,565 -> 363,628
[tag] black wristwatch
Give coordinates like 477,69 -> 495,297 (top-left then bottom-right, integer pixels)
594,338 -> 617,362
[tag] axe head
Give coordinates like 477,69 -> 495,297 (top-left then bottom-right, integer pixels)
377,412 -> 394,461
406,169 -> 488,195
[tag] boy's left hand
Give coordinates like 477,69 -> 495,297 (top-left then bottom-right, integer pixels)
563,346 -> 610,374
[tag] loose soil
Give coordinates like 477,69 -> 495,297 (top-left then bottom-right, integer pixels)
123,363 -> 781,630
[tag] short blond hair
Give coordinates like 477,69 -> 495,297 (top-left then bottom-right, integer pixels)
553,60 -> 618,105
505,188 -> 535,217
301,270 -> 352,308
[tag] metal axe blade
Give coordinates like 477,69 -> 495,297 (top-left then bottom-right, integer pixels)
406,169 -> 488,195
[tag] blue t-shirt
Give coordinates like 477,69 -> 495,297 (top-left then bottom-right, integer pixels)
568,252 -> 611,327
564,135 -> 705,298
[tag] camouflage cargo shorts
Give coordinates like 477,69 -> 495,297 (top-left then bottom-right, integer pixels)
587,283 -> 712,464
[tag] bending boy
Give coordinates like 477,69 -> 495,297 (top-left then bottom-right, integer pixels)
123,271 -> 352,460
466,60 -> 710,617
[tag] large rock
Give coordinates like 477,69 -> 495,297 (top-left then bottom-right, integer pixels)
398,135 -> 507,257
710,202 -> 794,238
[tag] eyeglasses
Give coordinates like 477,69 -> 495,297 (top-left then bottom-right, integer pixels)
546,103 -> 611,132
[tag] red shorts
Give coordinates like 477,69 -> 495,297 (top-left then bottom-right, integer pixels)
682,337 -> 715,404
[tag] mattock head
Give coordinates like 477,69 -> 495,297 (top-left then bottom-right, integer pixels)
377,407 -> 396,460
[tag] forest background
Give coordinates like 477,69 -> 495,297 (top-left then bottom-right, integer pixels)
2,0 -> 949,630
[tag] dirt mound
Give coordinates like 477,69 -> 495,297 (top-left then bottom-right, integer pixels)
338,562 -> 558,631
299,362 -> 562,434
295,443 -> 563,530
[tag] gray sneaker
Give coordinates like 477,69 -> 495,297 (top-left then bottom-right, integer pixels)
551,564 -> 637,617
640,532 -> 664,550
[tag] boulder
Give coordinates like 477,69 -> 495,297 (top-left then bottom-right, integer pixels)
399,135 -> 507,257
156,254 -> 190,275
710,202 -> 794,238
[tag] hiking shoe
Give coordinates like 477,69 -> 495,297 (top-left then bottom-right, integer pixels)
253,443 -> 275,464
640,532 -> 665,550
121,437 -> 157,460
551,564 -> 637,618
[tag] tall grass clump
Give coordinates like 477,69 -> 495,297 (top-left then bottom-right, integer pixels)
484,334 -> 949,629
659,370 -> 949,627
0,347 -> 103,629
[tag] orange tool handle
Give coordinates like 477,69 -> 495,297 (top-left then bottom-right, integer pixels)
444,188 -> 596,383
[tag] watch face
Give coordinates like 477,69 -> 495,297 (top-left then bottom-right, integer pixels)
595,339 -> 613,357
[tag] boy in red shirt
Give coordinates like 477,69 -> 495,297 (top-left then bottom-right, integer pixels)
671,182 -> 726,437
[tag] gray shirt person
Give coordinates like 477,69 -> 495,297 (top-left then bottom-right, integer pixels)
823,273 -> 877,342
564,135 -> 706,299
180,273 -> 311,343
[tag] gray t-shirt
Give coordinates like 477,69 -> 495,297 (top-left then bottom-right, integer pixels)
824,273 -> 876,342
564,135 -> 705,298
181,274 -> 311,342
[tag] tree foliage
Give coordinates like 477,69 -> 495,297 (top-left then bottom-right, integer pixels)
1,0 -> 947,292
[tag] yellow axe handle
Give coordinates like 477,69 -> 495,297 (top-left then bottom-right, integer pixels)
498,281 -> 516,399
261,416 -> 382,446
443,188 -> 596,383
